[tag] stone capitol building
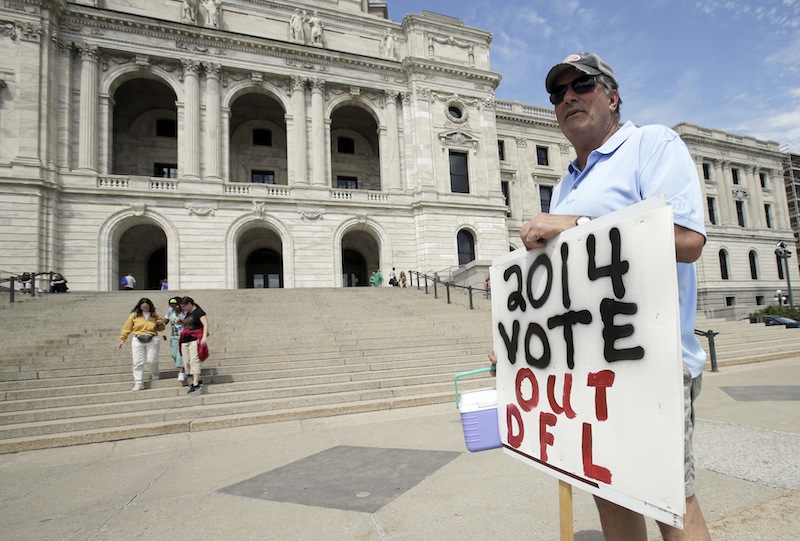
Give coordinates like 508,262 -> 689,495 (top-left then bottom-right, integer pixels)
1,0 -> 796,317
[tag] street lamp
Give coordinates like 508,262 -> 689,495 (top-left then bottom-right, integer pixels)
775,289 -> 786,306
775,241 -> 794,308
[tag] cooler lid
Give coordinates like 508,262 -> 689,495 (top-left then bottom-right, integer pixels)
459,388 -> 497,413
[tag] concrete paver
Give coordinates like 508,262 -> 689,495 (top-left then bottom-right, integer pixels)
0,357 -> 798,541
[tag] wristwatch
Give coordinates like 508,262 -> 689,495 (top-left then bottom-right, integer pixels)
575,215 -> 592,226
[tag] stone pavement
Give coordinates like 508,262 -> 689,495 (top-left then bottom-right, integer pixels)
0,357 -> 798,541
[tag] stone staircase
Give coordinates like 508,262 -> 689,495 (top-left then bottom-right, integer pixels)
694,314 -> 800,366
0,288 -> 494,454
1,288 -> 799,454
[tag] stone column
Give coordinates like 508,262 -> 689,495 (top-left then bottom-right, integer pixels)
221,107 -> 230,181
204,63 -> 222,180
182,59 -> 201,179
747,165 -> 765,227
411,86 -> 436,190
98,94 -> 114,174
384,90 -> 400,192
692,155 -> 710,223
290,75 -> 308,184
77,44 -> 99,172
56,40 -> 73,170
378,124 -> 389,191
715,160 -> 734,226
310,78 -> 327,187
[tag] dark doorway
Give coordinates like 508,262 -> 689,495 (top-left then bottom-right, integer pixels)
147,247 -> 167,290
246,248 -> 283,288
342,249 -> 368,287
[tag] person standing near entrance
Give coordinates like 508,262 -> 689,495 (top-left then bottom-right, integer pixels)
121,273 -> 136,290
117,297 -> 166,391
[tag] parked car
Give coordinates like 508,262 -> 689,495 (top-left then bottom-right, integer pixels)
749,315 -> 800,328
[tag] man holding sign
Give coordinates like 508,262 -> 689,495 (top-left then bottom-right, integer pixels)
494,53 -> 710,540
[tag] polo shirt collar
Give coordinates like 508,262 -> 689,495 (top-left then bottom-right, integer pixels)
567,121 -> 637,174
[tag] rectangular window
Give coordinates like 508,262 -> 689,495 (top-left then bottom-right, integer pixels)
156,119 -> 177,138
153,163 -> 177,178
756,296 -> 765,305
777,254 -> 785,280
707,197 -> 717,225
336,176 -> 358,189
765,204 -> 773,228
536,146 -> 549,166
449,151 -> 469,193
253,129 -> 272,146
735,200 -> 746,227
732,168 -> 740,185
501,180 -> 510,215
498,140 -> 506,162
725,296 -> 736,307
702,163 -> 711,181
759,172 -> 767,188
539,185 -> 553,213
251,170 -> 275,184
337,137 -> 355,154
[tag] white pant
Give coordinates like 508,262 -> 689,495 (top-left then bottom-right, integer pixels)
131,337 -> 160,383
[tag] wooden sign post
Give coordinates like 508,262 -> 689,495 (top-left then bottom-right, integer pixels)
490,198 -> 687,535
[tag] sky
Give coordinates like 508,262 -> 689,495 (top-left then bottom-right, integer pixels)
387,0 -> 800,153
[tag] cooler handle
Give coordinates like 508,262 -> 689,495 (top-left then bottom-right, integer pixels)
454,366 -> 495,409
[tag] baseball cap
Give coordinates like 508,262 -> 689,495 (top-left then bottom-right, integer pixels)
545,52 -> 617,93
169,297 -> 180,305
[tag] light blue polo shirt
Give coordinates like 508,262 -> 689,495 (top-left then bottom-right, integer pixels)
550,121 -> 707,377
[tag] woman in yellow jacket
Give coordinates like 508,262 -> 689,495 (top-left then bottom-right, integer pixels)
117,297 -> 166,391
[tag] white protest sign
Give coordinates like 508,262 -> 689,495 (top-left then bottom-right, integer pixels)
490,197 -> 686,527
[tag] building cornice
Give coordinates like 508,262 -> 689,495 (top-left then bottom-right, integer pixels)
61,6 -> 409,86
401,57 -> 500,88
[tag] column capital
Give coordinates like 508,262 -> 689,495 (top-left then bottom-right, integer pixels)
204,62 -> 221,79
181,59 -> 202,79
310,77 -> 325,93
77,43 -> 99,61
291,75 -> 307,91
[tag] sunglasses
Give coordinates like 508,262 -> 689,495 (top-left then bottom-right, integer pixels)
549,75 -> 605,105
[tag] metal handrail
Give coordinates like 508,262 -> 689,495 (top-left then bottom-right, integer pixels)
1,271 -> 55,304
408,270 -> 489,310
694,328 -> 719,372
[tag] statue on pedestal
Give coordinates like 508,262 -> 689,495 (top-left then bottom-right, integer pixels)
307,11 -> 323,46
182,0 -> 198,24
202,0 -> 222,28
289,9 -> 305,42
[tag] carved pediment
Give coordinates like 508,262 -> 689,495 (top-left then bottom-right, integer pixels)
438,129 -> 479,153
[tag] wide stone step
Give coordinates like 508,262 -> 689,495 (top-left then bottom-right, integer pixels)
0,375 -> 490,442
0,342 -> 490,387
0,384 -> 490,455
0,353 -> 487,414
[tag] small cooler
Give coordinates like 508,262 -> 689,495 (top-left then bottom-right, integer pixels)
455,367 -> 502,452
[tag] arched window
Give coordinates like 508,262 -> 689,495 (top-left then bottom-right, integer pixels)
749,251 -> 759,279
457,230 -> 475,266
719,250 -> 730,280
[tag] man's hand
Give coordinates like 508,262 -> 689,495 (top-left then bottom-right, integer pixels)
519,213 -> 579,250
